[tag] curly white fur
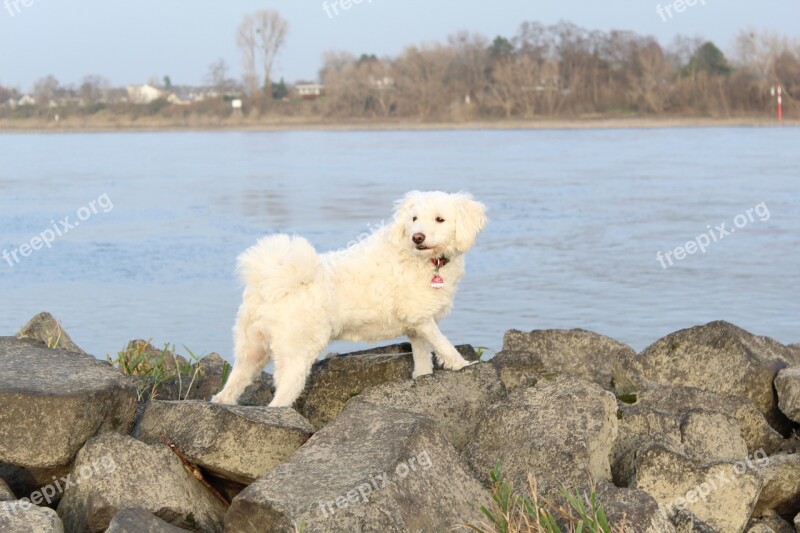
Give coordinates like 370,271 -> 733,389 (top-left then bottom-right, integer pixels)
211,191 -> 487,407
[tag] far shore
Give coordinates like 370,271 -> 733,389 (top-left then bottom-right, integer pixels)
0,115 -> 796,134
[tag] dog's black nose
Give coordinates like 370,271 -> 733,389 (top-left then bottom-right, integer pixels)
412,233 -> 426,245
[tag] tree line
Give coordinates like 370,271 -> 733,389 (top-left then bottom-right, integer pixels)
1,14 -> 797,122
318,22 -> 798,120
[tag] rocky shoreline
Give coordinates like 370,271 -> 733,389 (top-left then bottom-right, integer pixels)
1,313 -> 799,532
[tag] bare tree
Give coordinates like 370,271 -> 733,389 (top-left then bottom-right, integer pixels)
319,50 -> 357,83
237,17 -> 259,94
394,44 -> 454,120
237,10 -> 288,96
319,52 -> 396,118
446,31 -> 489,106
205,58 -> 238,93
32,75 -> 60,105
254,10 -> 288,93
79,75 -> 111,105
627,40 -> 671,114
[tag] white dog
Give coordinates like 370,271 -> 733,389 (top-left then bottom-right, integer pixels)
211,191 -> 487,407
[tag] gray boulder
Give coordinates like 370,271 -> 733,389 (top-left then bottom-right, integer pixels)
636,321 -> 795,428
634,386 -> 784,454
775,368 -> 800,423
613,403 -> 749,485
466,375 -> 618,494
630,443 -> 763,533
489,350 -> 544,391
500,328 -> 640,392
105,507 -> 191,532
747,513 -> 796,533
753,453 -> 800,517
611,385 -> 786,485
56,432 -> 226,533
225,401 -> 488,532
0,501 -> 63,533
794,512 -> 799,532
788,344 -> 800,362
16,312 -> 86,354
184,352 -> 227,401
132,400 -> 313,484
297,343 -> 477,428
0,477 -> 14,501
350,362 -> 505,450
672,509 -> 717,532
595,482 -> 676,532
0,337 -> 137,470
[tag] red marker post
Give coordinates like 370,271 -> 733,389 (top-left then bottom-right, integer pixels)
772,85 -> 783,124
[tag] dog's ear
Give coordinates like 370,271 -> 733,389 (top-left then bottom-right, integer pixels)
453,192 -> 487,252
389,190 -> 420,246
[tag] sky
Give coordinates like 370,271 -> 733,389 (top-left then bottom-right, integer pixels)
1,0 -> 798,91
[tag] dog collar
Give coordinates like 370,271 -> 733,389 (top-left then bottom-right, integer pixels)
430,256 -> 448,289
431,256 -> 449,268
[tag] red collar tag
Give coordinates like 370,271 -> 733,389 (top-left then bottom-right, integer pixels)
431,256 -> 448,289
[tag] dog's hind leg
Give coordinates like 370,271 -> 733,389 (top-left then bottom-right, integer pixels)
268,330 -> 328,407
268,354 -> 316,408
211,315 -> 269,404
409,335 -> 434,379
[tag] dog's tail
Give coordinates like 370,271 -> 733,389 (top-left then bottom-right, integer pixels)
237,234 -> 321,301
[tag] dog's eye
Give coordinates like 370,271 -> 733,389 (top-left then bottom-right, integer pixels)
412,216 -> 417,222
436,217 -> 445,223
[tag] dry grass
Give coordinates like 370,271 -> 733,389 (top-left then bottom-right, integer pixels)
0,115 -> 795,134
463,464 -> 626,533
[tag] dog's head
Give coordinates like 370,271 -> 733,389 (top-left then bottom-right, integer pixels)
390,191 -> 487,257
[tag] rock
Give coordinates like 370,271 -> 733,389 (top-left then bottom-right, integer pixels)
16,312 -> 86,354
132,400 -> 313,484
747,524 -> 774,533
0,501 -> 64,532
225,401 -> 488,532
105,507 -> 191,532
630,443 -> 763,533
612,389 -> 761,485
787,344 -> 800,362
775,368 -> 800,423
594,482 -> 676,532
0,477 -> 14,501
238,372 -> 274,406
634,386 -> 784,454
350,362 -> 505,451
794,512 -> 799,531
466,375 -> 618,494
672,509 -> 718,532
747,513 -> 796,533
753,453 -> 800,517
121,340 -> 189,374
489,350 -> 544,391
185,353 -> 228,401
0,337 -> 137,470
297,343 -> 478,428
636,321 -> 795,428
500,328 -> 640,392
56,432 -> 226,533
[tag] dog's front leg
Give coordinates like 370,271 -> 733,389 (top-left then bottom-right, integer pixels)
414,319 -> 474,371
408,335 -> 434,379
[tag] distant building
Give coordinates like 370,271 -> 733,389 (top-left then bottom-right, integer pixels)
167,91 -> 192,106
295,83 -> 325,100
371,76 -> 395,90
17,94 -> 36,106
127,84 -> 163,104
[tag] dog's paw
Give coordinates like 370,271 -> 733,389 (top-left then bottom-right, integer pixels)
210,393 -> 233,405
412,368 -> 434,379
443,358 -> 479,372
